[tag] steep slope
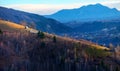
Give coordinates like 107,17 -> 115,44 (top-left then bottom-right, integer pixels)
0,20 -> 120,71
0,6 -> 72,34
46,3 -> 120,23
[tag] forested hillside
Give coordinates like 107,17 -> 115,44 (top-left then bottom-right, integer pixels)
0,20 -> 120,71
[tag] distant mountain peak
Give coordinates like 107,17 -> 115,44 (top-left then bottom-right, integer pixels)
93,3 -> 103,6
86,3 -> 103,7
80,3 -> 108,10
46,3 -> 120,23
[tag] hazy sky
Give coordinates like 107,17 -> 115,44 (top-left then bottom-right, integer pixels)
0,0 -> 120,15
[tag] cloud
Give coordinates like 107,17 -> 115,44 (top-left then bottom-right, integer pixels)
4,1 -> 120,15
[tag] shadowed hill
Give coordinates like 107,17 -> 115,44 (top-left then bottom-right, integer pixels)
0,6 -> 72,34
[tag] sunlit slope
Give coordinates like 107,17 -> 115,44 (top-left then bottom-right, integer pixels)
0,20 -> 24,31
0,20 -> 38,33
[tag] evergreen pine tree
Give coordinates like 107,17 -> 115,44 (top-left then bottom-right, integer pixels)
0,29 -> 3,34
37,31 -> 45,39
53,35 -> 57,43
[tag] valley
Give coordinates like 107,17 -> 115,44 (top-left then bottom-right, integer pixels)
67,21 -> 120,46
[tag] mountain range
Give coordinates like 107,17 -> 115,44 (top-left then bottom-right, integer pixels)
0,6 -> 71,34
46,3 -> 120,23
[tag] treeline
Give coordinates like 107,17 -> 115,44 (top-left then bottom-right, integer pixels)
0,30 -> 120,71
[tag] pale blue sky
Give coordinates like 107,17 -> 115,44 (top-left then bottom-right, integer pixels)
0,0 -> 105,5
0,0 -> 120,15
